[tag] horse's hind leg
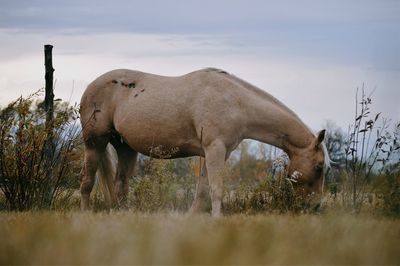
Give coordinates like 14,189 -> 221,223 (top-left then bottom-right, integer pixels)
189,161 -> 209,214
112,141 -> 138,208
80,137 -> 108,210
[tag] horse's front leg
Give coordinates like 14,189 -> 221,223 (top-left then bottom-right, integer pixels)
204,139 -> 227,217
189,160 -> 209,214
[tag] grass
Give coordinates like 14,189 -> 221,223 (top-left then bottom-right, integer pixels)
0,211 -> 399,265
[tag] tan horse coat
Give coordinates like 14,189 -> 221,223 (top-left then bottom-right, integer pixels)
80,68 -> 328,216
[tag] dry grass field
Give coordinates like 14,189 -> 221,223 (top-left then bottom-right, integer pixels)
0,211 -> 399,265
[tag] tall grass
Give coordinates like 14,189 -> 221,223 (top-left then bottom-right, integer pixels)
104,153 -> 315,215
130,156 -> 194,212
0,87 -> 399,216
0,212 -> 398,265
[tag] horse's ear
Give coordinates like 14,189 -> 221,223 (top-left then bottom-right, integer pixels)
314,129 -> 326,148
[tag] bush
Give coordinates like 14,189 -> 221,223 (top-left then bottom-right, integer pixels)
373,164 -> 400,217
341,87 -> 399,212
222,172 -> 306,215
0,91 -> 82,211
129,147 -> 194,212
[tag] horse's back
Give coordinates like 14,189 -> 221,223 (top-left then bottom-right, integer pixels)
80,68 -> 247,156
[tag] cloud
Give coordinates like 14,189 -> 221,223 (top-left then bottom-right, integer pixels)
0,30 -> 399,131
0,1 -> 399,131
1,1 -> 399,73
1,0 -> 399,33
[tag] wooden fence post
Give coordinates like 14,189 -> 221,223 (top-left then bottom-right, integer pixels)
44,44 -> 55,177
44,44 -> 54,125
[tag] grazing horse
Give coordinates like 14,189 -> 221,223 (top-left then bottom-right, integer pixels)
80,68 -> 330,216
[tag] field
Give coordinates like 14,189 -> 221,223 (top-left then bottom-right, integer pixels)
0,211 -> 399,265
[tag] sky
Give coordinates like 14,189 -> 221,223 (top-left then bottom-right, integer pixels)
0,0 -> 399,132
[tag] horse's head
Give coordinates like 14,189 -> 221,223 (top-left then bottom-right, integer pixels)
288,130 -> 329,210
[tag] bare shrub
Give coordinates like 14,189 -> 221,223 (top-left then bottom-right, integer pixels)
340,86 -> 399,212
222,155 -> 307,214
130,146 -> 194,212
0,91 -> 82,211
373,123 -> 400,217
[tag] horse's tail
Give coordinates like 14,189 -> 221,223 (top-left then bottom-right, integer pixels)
97,145 -> 117,207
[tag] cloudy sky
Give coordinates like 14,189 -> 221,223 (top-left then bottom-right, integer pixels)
0,0 -> 399,131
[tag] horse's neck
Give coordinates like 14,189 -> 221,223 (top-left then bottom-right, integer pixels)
243,94 -> 314,156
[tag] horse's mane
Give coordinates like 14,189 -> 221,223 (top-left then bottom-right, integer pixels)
203,68 -> 301,120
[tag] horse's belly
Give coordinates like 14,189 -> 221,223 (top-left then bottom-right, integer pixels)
123,134 -> 203,158
114,111 -> 202,158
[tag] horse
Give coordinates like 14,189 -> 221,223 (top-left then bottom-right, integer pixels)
79,68 -> 330,216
